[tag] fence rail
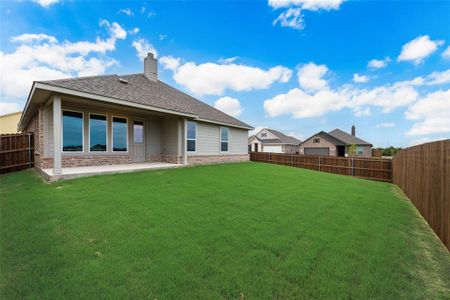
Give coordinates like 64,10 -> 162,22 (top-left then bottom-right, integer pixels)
392,139 -> 449,250
0,133 -> 34,174
250,152 -> 392,182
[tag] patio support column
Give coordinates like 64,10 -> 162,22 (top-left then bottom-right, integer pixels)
183,118 -> 188,165
53,95 -> 62,175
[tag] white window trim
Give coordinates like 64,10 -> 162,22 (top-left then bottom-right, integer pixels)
61,109 -> 84,153
186,121 -> 197,153
111,116 -> 129,153
88,113 -> 108,153
220,127 -> 229,153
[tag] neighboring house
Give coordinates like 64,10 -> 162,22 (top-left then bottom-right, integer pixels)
249,128 -> 301,154
299,126 -> 372,157
18,53 -> 253,178
0,111 -> 22,134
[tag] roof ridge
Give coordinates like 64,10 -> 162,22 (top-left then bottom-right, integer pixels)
38,73 -> 118,83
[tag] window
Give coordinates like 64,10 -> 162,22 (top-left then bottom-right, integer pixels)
89,114 -> 107,152
220,127 -> 229,152
112,117 -> 128,151
357,146 -> 364,155
261,133 -> 267,138
187,121 -> 196,152
313,138 -> 320,143
62,110 -> 83,152
133,121 -> 144,144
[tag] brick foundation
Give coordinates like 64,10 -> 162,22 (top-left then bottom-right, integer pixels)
148,155 -> 182,164
188,154 -> 249,166
39,155 -> 132,169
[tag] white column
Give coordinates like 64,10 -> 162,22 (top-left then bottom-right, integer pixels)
53,96 -> 62,175
183,118 -> 188,165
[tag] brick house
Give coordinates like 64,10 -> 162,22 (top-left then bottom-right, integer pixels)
18,53 -> 253,180
299,126 -> 372,157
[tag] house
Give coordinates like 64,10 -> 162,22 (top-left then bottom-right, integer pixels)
249,128 -> 301,154
299,126 -> 372,157
0,111 -> 22,134
18,53 -> 253,180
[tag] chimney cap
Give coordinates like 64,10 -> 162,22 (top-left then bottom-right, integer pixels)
147,52 -> 155,58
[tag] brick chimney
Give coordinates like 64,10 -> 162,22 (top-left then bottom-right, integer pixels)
144,52 -> 157,81
351,125 -> 355,136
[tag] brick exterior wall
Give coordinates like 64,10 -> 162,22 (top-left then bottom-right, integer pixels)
148,155 -> 182,164
299,135 -> 337,156
24,106 -> 44,169
40,155 -> 132,169
187,154 -> 249,165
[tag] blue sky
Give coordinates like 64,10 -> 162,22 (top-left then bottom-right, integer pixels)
1,0 -> 450,147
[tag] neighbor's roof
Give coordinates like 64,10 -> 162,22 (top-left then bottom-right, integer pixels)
250,128 -> 301,145
328,129 -> 371,146
30,73 -> 251,129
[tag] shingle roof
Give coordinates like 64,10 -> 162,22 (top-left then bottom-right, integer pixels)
37,73 -> 251,129
328,129 -> 372,145
250,128 -> 301,144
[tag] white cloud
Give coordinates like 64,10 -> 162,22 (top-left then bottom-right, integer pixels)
160,56 -> 292,96
118,8 -> 134,17
367,57 -> 391,69
128,28 -> 139,35
354,107 -> 371,117
32,0 -> 59,7
377,122 -> 395,128
264,88 -> 348,118
297,62 -> 328,92
268,0 -> 344,11
132,39 -> 157,61
443,46 -> 450,59
11,33 -> 57,44
353,73 -> 369,83
264,62 -> 428,119
405,89 -> 450,136
214,96 -> 243,117
218,56 -> 239,64
0,20 -> 125,106
159,34 -> 167,41
160,56 -> 181,71
0,102 -> 22,115
398,35 -> 444,64
273,8 -> 304,30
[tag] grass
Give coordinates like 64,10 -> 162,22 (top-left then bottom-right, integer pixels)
1,162 -> 450,299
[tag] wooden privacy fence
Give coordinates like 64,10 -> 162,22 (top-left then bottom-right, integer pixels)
0,133 -> 34,174
250,152 -> 392,182
392,139 -> 450,250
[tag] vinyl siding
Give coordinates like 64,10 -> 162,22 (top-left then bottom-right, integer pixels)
189,121 -> 248,156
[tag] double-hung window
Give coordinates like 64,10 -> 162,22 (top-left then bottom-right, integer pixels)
357,146 -> 364,156
112,117 -> 128,152
187,121 -> 196,152
62,110 -> 83,152
89,114 -> 107,152
220,127 -> 229,152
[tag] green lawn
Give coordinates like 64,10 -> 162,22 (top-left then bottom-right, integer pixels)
1,163 -> 449,299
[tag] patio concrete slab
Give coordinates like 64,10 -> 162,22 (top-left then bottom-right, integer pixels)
42,162 -> 183,181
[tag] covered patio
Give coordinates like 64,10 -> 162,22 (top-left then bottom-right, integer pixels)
41,162 -> 183,181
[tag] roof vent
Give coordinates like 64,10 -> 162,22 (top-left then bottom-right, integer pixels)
118,78 -> 128,84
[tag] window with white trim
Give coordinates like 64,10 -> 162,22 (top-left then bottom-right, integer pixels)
187,121 -> 196,152
62,110 -> 83,152
220,127 -> 229,152
357,146 -> 364,155
89,114 -> 107,152
112,117 -> 128,152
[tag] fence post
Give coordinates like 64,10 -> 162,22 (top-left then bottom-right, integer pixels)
318,156 -> 321,171
291,154 -> 294,167
351,157 -> 354,176
269,152 -> 271,164
28,133 -> 32,167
